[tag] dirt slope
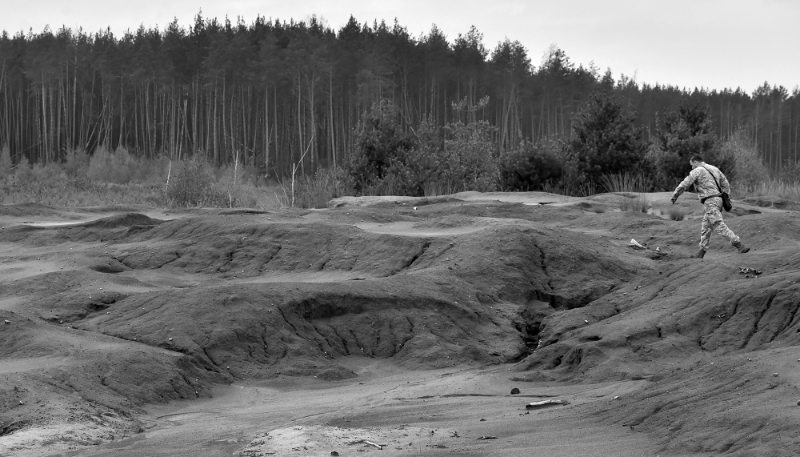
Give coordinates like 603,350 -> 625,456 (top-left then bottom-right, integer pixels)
0,194 -> 798,456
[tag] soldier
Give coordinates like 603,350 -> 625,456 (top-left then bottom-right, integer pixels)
671,155 -> 749,258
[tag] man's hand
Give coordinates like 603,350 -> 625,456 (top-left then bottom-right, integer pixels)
670,196 -> 677,204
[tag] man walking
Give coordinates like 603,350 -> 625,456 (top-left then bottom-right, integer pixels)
671,155 -> 749,259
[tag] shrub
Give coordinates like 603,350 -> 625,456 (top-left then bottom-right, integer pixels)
293,166 -> 355,208
439,117 -> 498,192
347,100 -> 415,193
778,160 -> 800,185
166,156 -> 226,207
64,148 -> 90,178
381,144 -> 443,197
498,140 -> 564,191
651,102 -> 735,187
570,92 -> 647,184
88,146 -> 126,183
721,128 -> 768,189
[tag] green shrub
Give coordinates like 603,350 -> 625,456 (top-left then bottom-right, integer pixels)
347,100 -> 415,193
439,118 -> 498,192
348,98 -> 499,196
651,102 -> 735,187
498,141 -> 564,191
570,92 -> 647,184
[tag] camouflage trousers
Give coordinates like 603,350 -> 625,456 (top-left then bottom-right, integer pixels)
699,196 -> 740,251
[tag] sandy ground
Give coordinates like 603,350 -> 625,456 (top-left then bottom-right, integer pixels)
1,192 -> 798,456
63,362 -> 668,457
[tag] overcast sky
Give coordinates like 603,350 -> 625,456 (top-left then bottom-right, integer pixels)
3,0 -> 798,93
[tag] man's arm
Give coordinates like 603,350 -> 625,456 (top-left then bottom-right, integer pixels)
671,170 -> 697,203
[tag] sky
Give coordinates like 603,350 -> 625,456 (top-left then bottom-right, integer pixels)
3,0 -> 798,93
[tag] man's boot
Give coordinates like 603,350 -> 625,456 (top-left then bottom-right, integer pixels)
693,249 -> 706,259
733,240 -> 750,253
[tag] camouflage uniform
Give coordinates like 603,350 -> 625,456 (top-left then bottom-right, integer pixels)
672,163 -> 741,252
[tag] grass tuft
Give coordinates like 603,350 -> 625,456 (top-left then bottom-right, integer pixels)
666,205 -> 686,221
600,172 -> 651,194
619,193 -> 649,213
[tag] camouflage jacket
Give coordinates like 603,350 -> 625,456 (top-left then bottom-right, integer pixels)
672,163 -> 731,201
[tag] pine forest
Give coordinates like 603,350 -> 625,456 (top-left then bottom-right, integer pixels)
1,14 -> 798,179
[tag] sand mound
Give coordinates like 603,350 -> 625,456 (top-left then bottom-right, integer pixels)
81,212 -> 164,229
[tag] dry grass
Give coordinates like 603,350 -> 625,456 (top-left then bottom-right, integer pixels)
600,172 -> 651,193
619,193 -> 650,213
737,179 -> 800,202
1,154 -> 286,210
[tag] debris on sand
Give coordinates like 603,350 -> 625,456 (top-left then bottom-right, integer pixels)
477,436 -> 497,440
347,439 -> 384,450
510,387 -> 520,394
739,267 -> 762,278
3,319 -> 9,324
628,239 -> 647,250
525,399 -> 570,410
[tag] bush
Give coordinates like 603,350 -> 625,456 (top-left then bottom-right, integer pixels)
498,140 -> 564,191
166,156 -> 227,207
721,128 -> 768,189
439,118 -> 498,192
778,160 -> 800,185
347,100 -> 415,193
293,166 -> 355,208
570,92 -> 647,184
347,98 -> 499,196
88,146 -> 132,184
651,102 -> 735,187
64,148 -> 90,178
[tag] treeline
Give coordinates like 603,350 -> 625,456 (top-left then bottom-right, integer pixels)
0,14 -> 798,177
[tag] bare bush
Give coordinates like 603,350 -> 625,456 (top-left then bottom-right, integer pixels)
292,167 -> 354,209
166,156 -> 226,207
722,128 -> 768,189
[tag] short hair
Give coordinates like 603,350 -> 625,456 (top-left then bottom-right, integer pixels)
690,155 -> 704,163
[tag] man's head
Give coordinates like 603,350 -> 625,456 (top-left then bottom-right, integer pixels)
689,155 -> 704,169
